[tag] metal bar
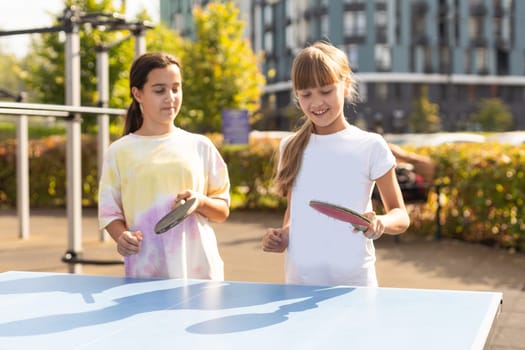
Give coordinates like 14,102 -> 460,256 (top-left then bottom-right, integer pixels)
0,109 -> 70,117
16,116 -> 29,240
97,49 -> 110,242
65,17 -> 83,274
0,26 -> 64,36
0,102 -> 125,116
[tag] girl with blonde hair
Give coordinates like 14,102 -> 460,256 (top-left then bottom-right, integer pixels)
262,42 -> 410,287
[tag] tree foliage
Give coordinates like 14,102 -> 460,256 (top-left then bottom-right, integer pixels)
18,0 -> 135,131
408,85 -> 441,133
470,98 -> 513,132
180,1 -> 265,132
15,0 -> 264,134
0,51 -> 25,100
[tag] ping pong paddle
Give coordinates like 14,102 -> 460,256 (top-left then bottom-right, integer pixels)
309,200 -> 370,232
154,197 -> 198,234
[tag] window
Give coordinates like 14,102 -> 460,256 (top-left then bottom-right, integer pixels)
321,14 -> 329,38
464,49 -> 472,74
346,44 -> 359,70
285,24 -> 294,49
440,46 -> 451,73
375,10 -> 387,27
265,32 -> 273,52
375,45 -> 391,70
285,0 -> 295,19
376,83 -> 388,101
344,11 -> 366,36
475,48 -> 488,72
264,4 -> 273,27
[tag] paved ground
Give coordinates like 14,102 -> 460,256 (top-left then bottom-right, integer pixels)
1,208 -> 524,349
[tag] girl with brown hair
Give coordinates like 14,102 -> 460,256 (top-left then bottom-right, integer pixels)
98,52 -> 230,280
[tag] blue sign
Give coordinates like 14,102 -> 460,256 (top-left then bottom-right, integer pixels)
221,109 -> 250,144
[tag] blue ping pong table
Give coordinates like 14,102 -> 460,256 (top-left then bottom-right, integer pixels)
0,271 -> 502,350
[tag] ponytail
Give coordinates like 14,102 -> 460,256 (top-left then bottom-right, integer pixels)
274,118 -> 314,196
123,100 -> 143,135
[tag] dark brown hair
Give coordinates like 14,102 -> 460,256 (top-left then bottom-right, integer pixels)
123,52 -> 182,135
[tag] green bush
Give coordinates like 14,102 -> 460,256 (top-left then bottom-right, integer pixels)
0,135 -> 99,208
220,141 -> 285,210
409,143 -> 525,252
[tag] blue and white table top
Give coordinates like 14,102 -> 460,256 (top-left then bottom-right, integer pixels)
0,271 -> 502,350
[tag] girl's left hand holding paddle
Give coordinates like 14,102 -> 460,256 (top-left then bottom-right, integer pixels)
357,211 -> 385,240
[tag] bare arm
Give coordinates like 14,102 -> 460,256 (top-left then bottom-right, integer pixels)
176,190 -> 229,223
262,192 -> 290,253
105,219 -> 143,256
367,167 -> 410,236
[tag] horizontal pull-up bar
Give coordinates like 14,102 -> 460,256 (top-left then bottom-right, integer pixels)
0,102 -> 125,116
0,108 -> 70,118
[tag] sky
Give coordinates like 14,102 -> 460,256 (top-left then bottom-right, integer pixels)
0,0 -> 160,57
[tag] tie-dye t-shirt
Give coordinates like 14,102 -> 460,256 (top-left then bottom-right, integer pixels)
98,128 -> 230,280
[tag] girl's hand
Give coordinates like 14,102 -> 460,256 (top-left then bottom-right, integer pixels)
174,190 -> 201,209
262,227 -> 289,253
356,211 -> 385,240
116,230 -> 143,256
174,189 -> 229,222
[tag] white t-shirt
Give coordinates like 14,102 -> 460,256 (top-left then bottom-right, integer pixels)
98,128 -> 230,280
283,125 -> 395,287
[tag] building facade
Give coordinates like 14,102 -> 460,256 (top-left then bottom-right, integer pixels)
161,0 -> 525,132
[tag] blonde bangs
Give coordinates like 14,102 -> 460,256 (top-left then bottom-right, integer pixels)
292,49 -> 340,91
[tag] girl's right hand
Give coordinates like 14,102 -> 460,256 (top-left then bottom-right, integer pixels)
262,227 -> 289,253
116,230 -> 143,256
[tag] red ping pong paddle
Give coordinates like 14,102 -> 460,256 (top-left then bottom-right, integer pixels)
154,197 -> 198,234
309,200 -> 370,232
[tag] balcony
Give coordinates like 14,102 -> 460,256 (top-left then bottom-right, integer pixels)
439,64 -> 452,74
413,35 -> 429,46
469,36 -> 487,47
469,3 -> 487,16
376,2 -> 387,11
494,36 -> 509,50
438,2 -> 449,16
412,1 -> 429,15
438,35 -> 451,46
303,6 -> 326,19
343,34 -> 366,45
477,67 -> 490,75
493,4 -> 505,17
376,27 -> 387,43
343,2 -> 365,11
424,65 -> 434,74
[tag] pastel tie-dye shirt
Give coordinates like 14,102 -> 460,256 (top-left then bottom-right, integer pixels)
98,128 -> 230,280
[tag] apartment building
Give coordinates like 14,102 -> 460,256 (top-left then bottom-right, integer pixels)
161,0 -> 525,132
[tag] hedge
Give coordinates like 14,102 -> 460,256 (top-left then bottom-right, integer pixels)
0,134 -> 523,252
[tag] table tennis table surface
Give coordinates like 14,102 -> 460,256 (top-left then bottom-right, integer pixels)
0,271 -> 501,350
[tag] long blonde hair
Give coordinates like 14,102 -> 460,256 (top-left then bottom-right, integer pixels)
274,41 -> 357,196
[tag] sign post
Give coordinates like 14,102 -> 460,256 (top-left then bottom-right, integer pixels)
221,109 -> 250,144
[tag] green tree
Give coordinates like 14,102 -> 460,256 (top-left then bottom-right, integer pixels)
0,51 -> 25,100
470,98 -> 513,132
408,85 -> 441,133
17,0 -> 183,132
180,1 -> 265,132
21,1 -> 128,106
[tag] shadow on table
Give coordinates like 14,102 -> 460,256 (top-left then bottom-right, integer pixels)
0,273 -> 354,335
